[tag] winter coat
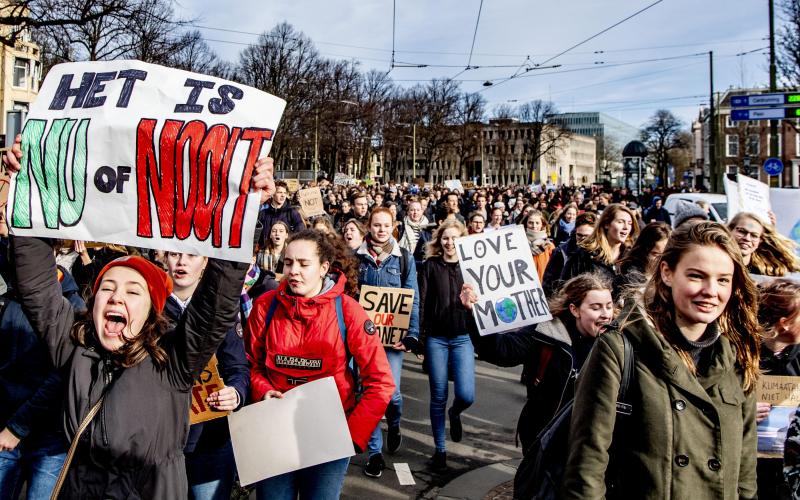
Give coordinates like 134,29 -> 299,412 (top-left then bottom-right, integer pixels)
256,202 -> 305,246
542,234 -> 578,297
12,236 -> 247,500
163,296 -> 250,455
644,206 -> 672,225
560,247 -> 618,284
418,257 -> 470,340
561,307 -> 757,500
1,270 -> 86,442
245,271 -> 395,450
356,239 -> 420,339
473,315 -> 595,451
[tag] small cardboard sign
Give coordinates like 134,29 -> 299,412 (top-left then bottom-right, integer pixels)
444,179 -> 464,192
358,285 -> 415,347
462,181 -> 476,190
297,187 -> 326,218
757,375 -> 800,407
189,355 -> 231,425
756,374 -> 800,458
285,178 -> 300,194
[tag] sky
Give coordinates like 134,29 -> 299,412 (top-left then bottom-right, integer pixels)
175,0 -> 773,131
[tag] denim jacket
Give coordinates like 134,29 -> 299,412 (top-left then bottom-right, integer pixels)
356,238 -> 420,339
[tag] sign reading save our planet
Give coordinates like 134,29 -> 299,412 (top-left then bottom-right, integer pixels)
456,225 -> 551,335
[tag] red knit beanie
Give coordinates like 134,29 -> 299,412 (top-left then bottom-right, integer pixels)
93,256 -> 173,313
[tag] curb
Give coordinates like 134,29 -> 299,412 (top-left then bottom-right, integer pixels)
437,459 -> 520,500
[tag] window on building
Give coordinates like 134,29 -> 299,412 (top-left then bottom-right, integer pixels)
726,165 -> 738,175
726,135 -> 738,157
13,58 -> 28,88
796,133 -> 800,157
511,144 -> 515,154
746,134 -> 760,156
725,114 -> 733,128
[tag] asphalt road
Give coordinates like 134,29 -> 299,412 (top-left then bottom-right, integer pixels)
340,353 -> 526,499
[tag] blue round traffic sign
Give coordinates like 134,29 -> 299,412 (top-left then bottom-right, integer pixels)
764,157 -> 784,176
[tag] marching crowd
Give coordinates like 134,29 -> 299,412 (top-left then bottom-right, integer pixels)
2,134 -> 800,499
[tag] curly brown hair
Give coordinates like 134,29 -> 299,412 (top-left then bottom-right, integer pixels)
71,300 -> 170,369
287,229 -> 360,297
643,221 -> 762,393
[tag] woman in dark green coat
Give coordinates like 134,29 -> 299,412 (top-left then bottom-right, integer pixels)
562,222 -> 762,500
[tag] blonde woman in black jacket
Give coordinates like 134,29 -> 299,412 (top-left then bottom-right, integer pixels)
418,219 -> 471,471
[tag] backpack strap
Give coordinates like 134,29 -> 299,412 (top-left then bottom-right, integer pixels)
264,295 -> 279,332
335,295 -> 349,360
533,344 -> 554,387
616,332 -> 634,416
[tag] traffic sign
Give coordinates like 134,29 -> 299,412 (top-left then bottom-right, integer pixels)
731,107 -> 800,121
764,157 -> 784,176
731,92 -> 800,108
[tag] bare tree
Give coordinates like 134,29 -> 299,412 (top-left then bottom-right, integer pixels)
519,100 -> 571,183
778,0 -> 800,87
453,92 -> 485,180
640,109 -> 689,186
415,79 -> 460,181
169,30 -> 231,78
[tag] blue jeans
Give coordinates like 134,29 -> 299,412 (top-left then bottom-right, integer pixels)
0,432 -> 67,500
255,457 -> 350,500
186,441 -> 236,500
367,348 -> 404,456
426,335 -> 475,452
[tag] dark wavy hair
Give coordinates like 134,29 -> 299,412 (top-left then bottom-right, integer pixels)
618,222 -> 672,275
287,228 -> 360,297
642,221 -> 762,393
71,298 -> 170,369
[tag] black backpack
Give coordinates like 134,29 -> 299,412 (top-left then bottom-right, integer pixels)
513,331 -> 634,500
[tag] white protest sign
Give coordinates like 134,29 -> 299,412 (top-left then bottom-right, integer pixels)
8,60 -> 285,263
723,175 -> 740,218
770,188 -> 800,255
228,376 -> 354,485
444,179 -> 464,192
737,174 -> 771,224
457,225 -> 551,335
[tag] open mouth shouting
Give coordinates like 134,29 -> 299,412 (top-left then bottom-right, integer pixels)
103,310 -> 128,338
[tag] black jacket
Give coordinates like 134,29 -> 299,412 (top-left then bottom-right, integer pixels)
12,236 -> 247,499
472,314 -> 595,452
256,202 -> 305,247
163,296 -> 250,455
542,234 -> 578,297
560,247 -> 617,284
418,257 -> 470,340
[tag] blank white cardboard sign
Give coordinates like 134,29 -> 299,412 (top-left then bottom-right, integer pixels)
228,377 -> 355,485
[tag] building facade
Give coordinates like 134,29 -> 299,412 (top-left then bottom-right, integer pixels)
0,16 -> 40,146
693,88 -> 800,191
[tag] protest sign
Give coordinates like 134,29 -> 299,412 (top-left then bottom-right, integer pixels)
457,225 -> 551,335
462,181 -> 476,190
444,179 -> 464,192
189,355 -> 230,425
358,285 -> 415,346
228,376 -> 354,485
0,163 -> 9,225
725,175 -> 771,225
757,374 -> 800,458
297,187 -> 326,218
770,188 -> 800,255
285,178 -> 300,194
7,60 -> 285,263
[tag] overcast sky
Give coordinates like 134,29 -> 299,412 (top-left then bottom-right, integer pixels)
176,0 -> 772,130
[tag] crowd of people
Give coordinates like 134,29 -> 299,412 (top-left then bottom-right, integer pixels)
2,133 -> 800,499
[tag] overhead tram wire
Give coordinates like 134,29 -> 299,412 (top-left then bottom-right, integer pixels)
478,0 -> 666,92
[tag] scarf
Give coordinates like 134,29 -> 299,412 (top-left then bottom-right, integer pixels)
526,229 -> 549,256
366,233 -> 394,266
240,263 -> 261,320
559,218 -> 576,235
399,216 -> 429,252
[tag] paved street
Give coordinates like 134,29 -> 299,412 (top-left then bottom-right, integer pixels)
340,353 -> 525,499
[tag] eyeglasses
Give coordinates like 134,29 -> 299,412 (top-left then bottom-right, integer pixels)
733,226 -> 761,241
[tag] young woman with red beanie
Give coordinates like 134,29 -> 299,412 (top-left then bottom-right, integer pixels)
3,141 -> 275,499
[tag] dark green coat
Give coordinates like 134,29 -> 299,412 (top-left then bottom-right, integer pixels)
561,308 -> 757,500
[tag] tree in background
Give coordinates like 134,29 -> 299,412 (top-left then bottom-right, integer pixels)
0,0 -> 125,47
519,100 -> 571,184
778,0 -> 800,86
640,109 -> 690,187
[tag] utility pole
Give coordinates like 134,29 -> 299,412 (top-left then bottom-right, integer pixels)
769,0 -> 779,163
708,51 -> 717,191
313,111 -> 319,182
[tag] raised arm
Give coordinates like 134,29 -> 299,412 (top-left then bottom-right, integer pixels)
12,237 -> 76,368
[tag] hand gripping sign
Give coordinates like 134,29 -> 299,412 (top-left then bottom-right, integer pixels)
7,60 -> 286,263
190,355 -> 230,425
456,225 -> 552,335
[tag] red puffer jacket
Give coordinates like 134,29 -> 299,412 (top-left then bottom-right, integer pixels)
245,271 -> 395,450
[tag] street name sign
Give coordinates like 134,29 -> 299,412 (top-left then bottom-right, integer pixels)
731,92 -> 800,108
731,108 -> 800,121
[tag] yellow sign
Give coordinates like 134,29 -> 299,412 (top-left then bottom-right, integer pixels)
189,355 -> 231,425
358,285 -> 415,347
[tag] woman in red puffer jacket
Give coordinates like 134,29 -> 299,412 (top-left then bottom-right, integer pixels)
246,229 -> 394,500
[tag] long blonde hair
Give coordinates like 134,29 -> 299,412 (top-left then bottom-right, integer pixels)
579,204 -> 639,265
643,222 -> 762,393
425,219 -> 468,260
728,212 -> 800,276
